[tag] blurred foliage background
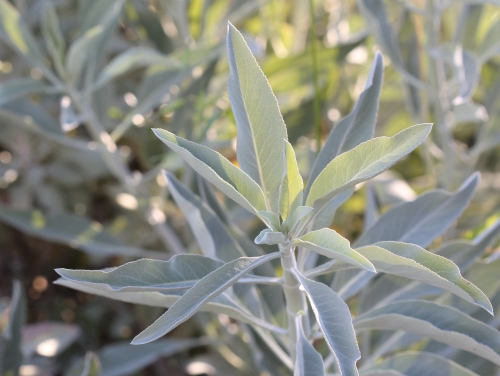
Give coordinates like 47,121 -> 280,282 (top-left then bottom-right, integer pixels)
0,0 -> 500,375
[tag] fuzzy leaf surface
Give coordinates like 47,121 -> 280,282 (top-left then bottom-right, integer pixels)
294,316 -> 325,376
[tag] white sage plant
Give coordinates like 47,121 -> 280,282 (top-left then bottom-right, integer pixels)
55,24 -> 500,376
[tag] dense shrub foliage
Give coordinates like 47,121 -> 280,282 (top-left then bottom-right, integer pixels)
0,1 -> 499,375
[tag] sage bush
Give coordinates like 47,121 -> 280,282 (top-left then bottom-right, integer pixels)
0,1 -> 499,375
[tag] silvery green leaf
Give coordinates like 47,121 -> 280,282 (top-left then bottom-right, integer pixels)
94,47 -> 181,89
292,270 -> 360,376
65,351 -> 101,376
306,52 -> 384,195
280,140 -> 303,221
354,300 -> 500,365
310,187 -> 354,231
357,242 -> 492,313
438,217 -> 500,270
227,23 -> 288,214
306,124 -> 432,211
258,210 -> 281,231
153,128 -> 267,215
166,172 -> 245,261
364,351 -> 480,376
65,26 -> 104,84
0,207 -> 167,259
41,1 -> 66,78
293,228 -> 375,272
22,322 -> 80,358
56,255 -> 224,292
132,253 -> 281,344
294,316 -> 325,376
54,278 -> 283,333
0,281 -> 26,376
364,183 -> 379,230
254,229 -> 286,245
0,0 -> 47,69
0,78 -> 53,106
355,173 -> 479,248
289,206 -> 314,231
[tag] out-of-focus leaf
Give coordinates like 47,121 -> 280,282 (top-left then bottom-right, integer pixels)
357,242 -> 492,313
364,351 -> 479,376
355,173 -> 479,248
66,351 -> 101,376
0,207 -> 167,259
306,52 -> 384,195
153,129 -> 267,215
132,253 -> 281,344
280,140 -> 303,221
294,315 -> 324,376
0,79 -> 54,105
227,23 -> 287,214
355,300 -> 500,365
41,1 -> 66,77
166,172 -> 245,261
56,255 -> 224,292
292,270 -> 360,376
66,26 -> 104,83
293,228 -> 375,272
306,124 -> 431,213
22,322 -> 81,358
0,281 -> 26,376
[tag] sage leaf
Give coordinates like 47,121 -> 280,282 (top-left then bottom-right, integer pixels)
354,300 -> 500,366
355,173 -> 479,248
306,124 -> 432,212
227,22 -> 288,214
294,315 -> 325,376
357,242 -> 493,314
41,1 -> 66,78
56,255 -> 224,292
288,206 -> 314,231
255,229 -> 286,245
280,140 -> 304,221
132,253 -> 281,344
306,52 -> 384,195
293,270 -> 360,376
364,351 -> 479,376
153,128 -> 267,214
166,172 -> 245,261
293,228 -> 376,272
66,26 -> 104,83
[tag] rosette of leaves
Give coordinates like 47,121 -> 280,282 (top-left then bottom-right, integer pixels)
55,24 -> 500,376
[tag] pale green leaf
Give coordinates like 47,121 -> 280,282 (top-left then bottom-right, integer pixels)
306,52 -> 384,195
294,315 -> 325,376
258,210 -> 281,231
254,229 -> 286,245
153,128 -> 267,215
357,242 -> 492,314
41,1 -> 66,78
355,173 -> 479,248
311,187 -> 355,231
227,23 -> 288,214
293,228 -> 375,272
292,270 -> 360,376
280,140 -> 303,221
288,206 -> 313,231
0,78 -> 53,106
65,351 -> 101,376
166,172 -> 245,261
306,124 -> 432,212
132,253 -> 281,344
56,254 -> 224,292
66,26 -> 104,83
354,300 -> 500,366
22,322 -> 80,358
365,351 -> 480,376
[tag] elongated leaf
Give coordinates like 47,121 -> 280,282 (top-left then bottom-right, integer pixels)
292,270 -> 360,376
355,300 -> 500,365
306,52 -> 384,195
289,206 -> 313,230
227,23 -> 288,214
255,229 -> 286,245
294,316 -> 325,376
153,129 -> 267,215
280,140 -> 304,221
56,255 -> 224,292
306,124 -> 431,211
293,228 -> 375,272
66,26 -> 104,83
365,351 -> 479,376
166,172 -> 245,261
132,253 -> 281,344
311,187 -> 354,231
357,242 -> 492,313
0,78 -> 53,105
65,351 -> 101,376
355,173 -> 479,248
0,281 -> 26,376
41,1 -> 66,77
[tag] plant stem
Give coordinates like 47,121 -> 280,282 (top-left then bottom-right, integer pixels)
280,243 -> 309,361
309,0 -> 322,154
